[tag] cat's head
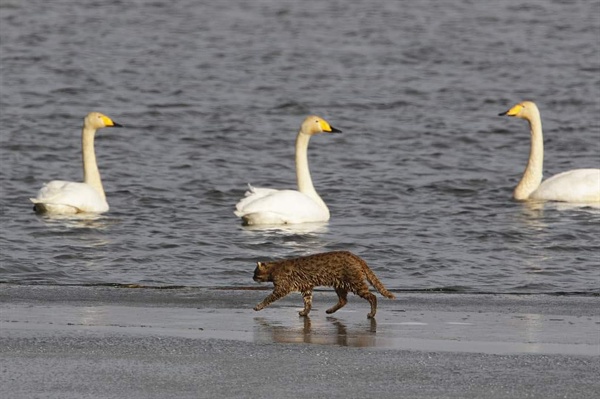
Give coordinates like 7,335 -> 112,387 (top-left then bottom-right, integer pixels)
253,261 -> 272,282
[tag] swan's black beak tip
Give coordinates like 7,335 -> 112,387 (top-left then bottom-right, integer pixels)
111,122 -> 124,128
330,126 -> 342,133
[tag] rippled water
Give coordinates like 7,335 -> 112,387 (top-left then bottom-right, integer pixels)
1,0 -> 599,293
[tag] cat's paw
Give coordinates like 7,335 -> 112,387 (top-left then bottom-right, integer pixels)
254,305 -> 263,311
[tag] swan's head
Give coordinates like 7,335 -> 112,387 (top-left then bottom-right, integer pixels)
498,101 -> 540,120
300,115 -> 342,136
84,112 -> 123,130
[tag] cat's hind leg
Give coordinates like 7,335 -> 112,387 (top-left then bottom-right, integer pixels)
356,284 -> 378,318
299,290 -> 313,317
326,288 -> 348,314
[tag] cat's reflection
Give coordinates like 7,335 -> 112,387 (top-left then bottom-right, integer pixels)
254,315 -> 377,347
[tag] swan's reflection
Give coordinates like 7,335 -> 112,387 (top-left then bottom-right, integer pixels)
239,222 -> 330,254
33,214 -> 115,248
241,221 -> 329,235
547,202 -> 600,212
521,199 -> 600,219
35,213 -> 116,230
518,199 -> 600,233
253,315 -> 378,347
517,201 -> 548,231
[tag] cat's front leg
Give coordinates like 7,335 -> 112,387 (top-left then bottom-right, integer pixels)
254,287 -> 288,311
299,290 -> 313,317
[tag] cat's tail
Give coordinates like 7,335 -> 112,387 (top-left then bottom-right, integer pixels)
358,257 -> 396,299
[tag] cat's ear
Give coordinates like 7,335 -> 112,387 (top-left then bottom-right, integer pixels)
257,261 -> 268,270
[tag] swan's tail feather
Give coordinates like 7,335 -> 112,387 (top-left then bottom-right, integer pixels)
243,183 -> 256,197
235,184 -> 280,217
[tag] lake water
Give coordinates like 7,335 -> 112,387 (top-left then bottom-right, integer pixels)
1,0 -> 599,294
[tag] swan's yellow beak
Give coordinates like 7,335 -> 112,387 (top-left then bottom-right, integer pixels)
319,119 -> 342,133
499,103 -> 523,117
101,115 -> 123,128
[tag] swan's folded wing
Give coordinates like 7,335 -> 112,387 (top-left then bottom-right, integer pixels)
30,180 -> 109,213
533,169 -> 600,202
234,185 -> 279,214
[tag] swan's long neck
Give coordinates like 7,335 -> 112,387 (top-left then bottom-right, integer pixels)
514,110 -> 543,200
81,126 -> 105,200
295,131 -> 328,211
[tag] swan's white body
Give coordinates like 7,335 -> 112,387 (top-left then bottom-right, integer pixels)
528,169 -> 600,202
499,101 -> 600,203
235,115 -> 341,225
30,112 -> 122,215
32,181 -> 110,214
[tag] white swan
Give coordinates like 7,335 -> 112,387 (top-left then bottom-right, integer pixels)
499,101 -> 600,203
30,112 -> 123,215
235,115 -> 342,225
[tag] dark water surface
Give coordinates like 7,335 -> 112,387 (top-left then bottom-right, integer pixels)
1,0 -> 599,293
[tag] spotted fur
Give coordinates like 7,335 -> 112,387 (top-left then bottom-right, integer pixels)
253,251 -> 395,318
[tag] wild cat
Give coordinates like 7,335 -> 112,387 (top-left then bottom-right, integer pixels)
253,251 -> 396,318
